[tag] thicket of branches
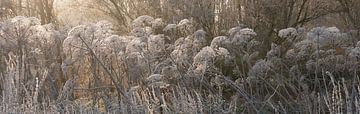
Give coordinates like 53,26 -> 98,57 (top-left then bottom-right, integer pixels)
0,0 -> 360,113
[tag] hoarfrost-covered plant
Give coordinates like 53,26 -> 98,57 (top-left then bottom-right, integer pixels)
247,40 -> 262,53
192,44 -> 232,77
178,19 -> 191,27
96,35 -> 131,56
0,16 -> 62,56
193,47 -> 217,66
211,36 -> 229,49
349,41 -> 360,60
248,59 -> 274,80
2,15 -> 360,113
177,19 -> 194,36
94,20 -> 114,39
231,28 -> 257,47
0,16 -> 41,45
215,47 -> 232,62
192,29 -> 207,51
63,21 -> 115,60
28,24 -> 61,48
171,37 -> 193,65
148,34 -> 166,55
266,43 -> 282,59
8,16 -> 41,29
161,65 -> 180,81
193,46 -> 217,76
125,38 -> 147,53
125,51 -> 149,83
171,49 -> 190,68
130,27 -> 148,37
310,50 -> 327,59
292,39 -> 316,62
228,26 -> 242,38
194,29 -> 206,40
163,24 -> 178,42
278,27 -> 298,38
132,15 -> 155,28
171,31 -> 209,68
163,24 -> 177,33
307,27 -> 351,48
305,60 -> 316,72
151,18 -> 166,34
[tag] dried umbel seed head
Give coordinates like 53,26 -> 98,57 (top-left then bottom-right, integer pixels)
193,29 -> 207,50
132,15 -> 155,28
247,40 -> 261,52
278,27 -> 298,38
151,18 -> 165,33
177,19 -> 194,36
193,46 -> 217,66
163,24 -> 177,33
130,27 -> 147,37
231,28 -> 257,46
9,16 -> 41,29
357,41 -> 360,47
248,59 -> 274,79
266,43 -> 281,59
228,26 -> 242,38
306,27 -> 350,48
349,46 -> 360,59
211,36 -> 229,49
148,34 -> 166,54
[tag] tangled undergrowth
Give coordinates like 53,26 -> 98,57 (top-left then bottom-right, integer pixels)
0,16 -> 359,113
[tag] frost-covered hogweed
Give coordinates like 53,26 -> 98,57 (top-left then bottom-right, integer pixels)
306,27 -> 352,48
3,15 -> 360,113
248,59 -> 274,80
349,41 -> 360,60
215,47 -> 231,61
151,18 -> 165,33
96,35 -> 131,56
28,24 -> 61,48
278,27 -> 298,38
211,36 -> 229,49
193,29 -> 207,49
247,40 -> 262,53
132,15 -> 155,28
177,19 -> 194,36
1,17 -> 40,43
125,38 -> 147,53
292,39 -> 316,61
231,28 -> 257,48
9,16 -> 41,30
228,26 -> 242,38
0,16 -> 64,57
163,24 -> 177,33
193,46 -> 217,67
266,43 -> 282,59
63,21 -> 115,61
130,27 -> 148,38
148,34 -> 166,55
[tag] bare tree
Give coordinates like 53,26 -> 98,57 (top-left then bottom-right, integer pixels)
0,0 -> 56,24
336,0 -> 360,30
237,0 -> 337,57
0,0 -> 17,20
36,0 -> 55,24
